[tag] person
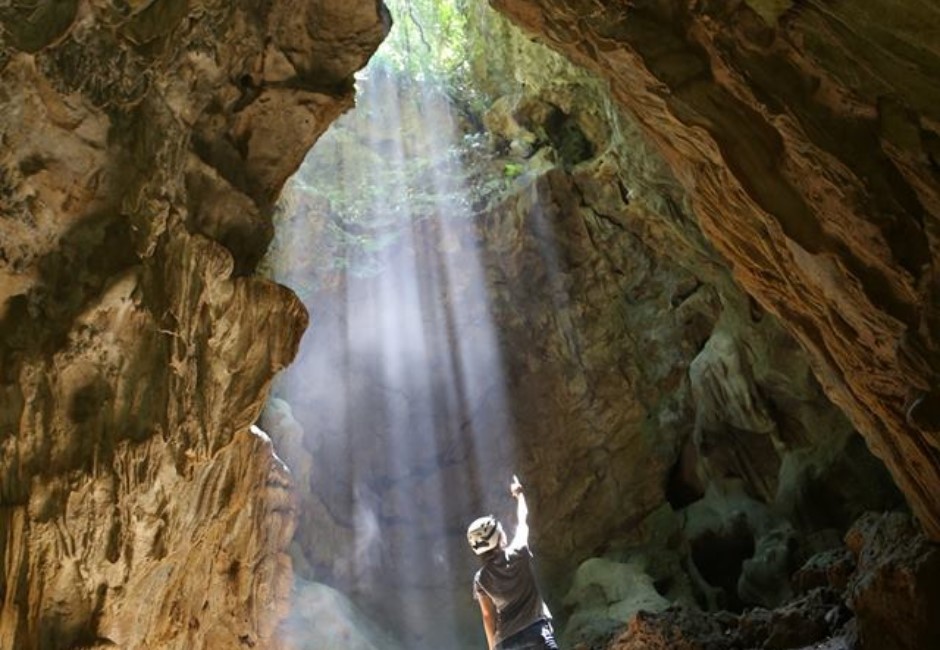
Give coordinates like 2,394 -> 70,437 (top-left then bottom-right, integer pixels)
467,476 -> 558,650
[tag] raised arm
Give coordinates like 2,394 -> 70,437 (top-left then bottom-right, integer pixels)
508,475 -> 529,551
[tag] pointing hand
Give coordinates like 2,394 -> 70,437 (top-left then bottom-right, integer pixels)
510,474 -> 523,498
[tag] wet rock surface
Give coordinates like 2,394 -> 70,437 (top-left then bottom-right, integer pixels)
0,1 -> 386,648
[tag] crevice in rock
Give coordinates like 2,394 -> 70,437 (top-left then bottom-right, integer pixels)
665,441 -> 705,510
689,520 -> 756,612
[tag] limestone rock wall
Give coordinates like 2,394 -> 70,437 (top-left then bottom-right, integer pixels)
0,1 -> 387,648
490,0 -> 940,539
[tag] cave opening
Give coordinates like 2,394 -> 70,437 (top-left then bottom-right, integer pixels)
254,1 -> 925,649
262,2 -> 697,643
264,2 -> 521,647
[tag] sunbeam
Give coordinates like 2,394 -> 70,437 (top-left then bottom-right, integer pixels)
266,2 -> 520,647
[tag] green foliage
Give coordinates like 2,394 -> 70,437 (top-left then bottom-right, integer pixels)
502,162 -> 525,178
371,0 -> 480,106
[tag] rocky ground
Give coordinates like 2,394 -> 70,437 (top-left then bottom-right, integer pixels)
599,512 -> 940,650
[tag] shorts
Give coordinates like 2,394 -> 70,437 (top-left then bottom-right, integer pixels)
496,619 -> 559,650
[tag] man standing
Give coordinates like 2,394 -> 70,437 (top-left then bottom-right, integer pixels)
467,476 -> 558,650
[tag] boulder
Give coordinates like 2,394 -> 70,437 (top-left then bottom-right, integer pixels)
845,513 -> 940,650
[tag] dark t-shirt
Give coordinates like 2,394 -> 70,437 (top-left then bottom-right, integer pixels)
473,546 -> 550,645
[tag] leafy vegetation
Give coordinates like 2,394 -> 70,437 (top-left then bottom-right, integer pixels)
370,0 -> 488,113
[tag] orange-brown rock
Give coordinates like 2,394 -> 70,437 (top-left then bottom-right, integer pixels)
0,1 -> 387,647
490,0 -> 940,539
844,512 -> 940,650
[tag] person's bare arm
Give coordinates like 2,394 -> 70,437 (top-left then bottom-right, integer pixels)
478,592 -> 497,650
508,475 -> 529,551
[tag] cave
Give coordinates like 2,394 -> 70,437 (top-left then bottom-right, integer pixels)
2,1 -> 940,649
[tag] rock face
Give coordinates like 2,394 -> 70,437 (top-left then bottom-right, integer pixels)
490,0 -> 940,539
606,512 -> 940,650
844,512 -> 940,650
0,1 -> 386,648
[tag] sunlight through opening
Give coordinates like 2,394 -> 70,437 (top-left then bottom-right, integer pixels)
267,2 -> 525,647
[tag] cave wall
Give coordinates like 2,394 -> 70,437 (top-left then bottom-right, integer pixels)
0,1 -> 387,648
489,0 -> 940,539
